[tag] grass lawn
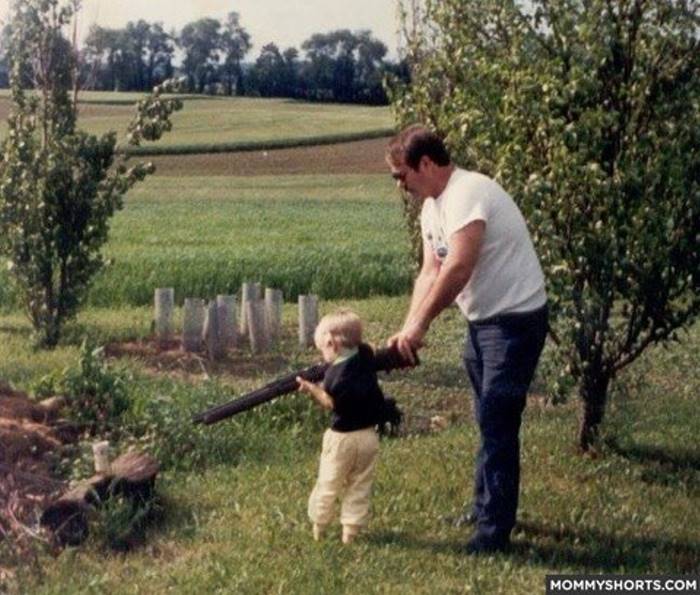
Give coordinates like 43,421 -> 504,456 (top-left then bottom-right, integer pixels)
0,94 -> 393,153
1,298 -> 698,594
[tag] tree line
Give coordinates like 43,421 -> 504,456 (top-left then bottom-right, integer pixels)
0,12 -> 406,105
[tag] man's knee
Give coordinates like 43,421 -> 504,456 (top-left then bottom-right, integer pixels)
477,383 -> 526,431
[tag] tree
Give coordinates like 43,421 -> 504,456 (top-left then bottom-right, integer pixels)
220,11 -> 251,95
301,32 -> 338,100
0,24 -> 13,87
301,29 -> 390,103
391,0 -> 699,450
144,23 -> 174,89
179,17 -> 221,93
250,43 -> 286,97
122,20 -> 150,90
82,21 -> 173,92
353,30 -> 389,104
0,0 -> 183,347
83,24 -> 122,90
280,47 -> 301,97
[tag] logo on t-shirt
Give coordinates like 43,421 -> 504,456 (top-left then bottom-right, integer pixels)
426,231 -> 448,261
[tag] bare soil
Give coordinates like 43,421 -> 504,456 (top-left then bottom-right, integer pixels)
0,383 -> 72,561
145,136 -> 391,177
103,336 -> 302,388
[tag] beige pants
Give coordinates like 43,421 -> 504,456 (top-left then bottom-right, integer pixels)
308,427 -> 379,529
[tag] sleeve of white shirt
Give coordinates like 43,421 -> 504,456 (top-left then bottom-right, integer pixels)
442,177 -> 489,239
419,200 -> 433,242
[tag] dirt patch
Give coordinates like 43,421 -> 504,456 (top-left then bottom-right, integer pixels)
103,337 -> 294,385
145,136 -> 392,177
0,384 -> 73,566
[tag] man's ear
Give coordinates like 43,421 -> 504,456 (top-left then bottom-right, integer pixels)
418,155 -> 433,173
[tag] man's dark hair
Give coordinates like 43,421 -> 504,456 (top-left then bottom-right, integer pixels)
387,124 -> 452,170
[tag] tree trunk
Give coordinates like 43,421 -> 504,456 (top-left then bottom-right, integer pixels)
33,310 -> 61,349
578,371 -> 610,452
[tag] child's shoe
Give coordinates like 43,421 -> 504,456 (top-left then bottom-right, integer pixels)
312,523 -> 326,541
341,524 -> 361,544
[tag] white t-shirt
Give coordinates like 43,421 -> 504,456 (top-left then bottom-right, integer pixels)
420,168 -> 546,321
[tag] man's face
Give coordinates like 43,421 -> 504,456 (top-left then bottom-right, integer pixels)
389,156 -> 430,201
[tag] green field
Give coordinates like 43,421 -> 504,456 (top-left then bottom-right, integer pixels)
0,93 -> 393,153
0,174 -> 413,309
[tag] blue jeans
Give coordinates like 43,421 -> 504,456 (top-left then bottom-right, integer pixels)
462,304 -> 548,543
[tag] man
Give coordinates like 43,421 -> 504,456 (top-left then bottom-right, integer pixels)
386,124 -> 548,554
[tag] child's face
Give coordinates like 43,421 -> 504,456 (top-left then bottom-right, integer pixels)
317,334 -> 338,363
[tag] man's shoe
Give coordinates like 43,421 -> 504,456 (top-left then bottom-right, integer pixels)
442,509 -> 479,527
452,511 -> 479,528
464,533 -> 510,555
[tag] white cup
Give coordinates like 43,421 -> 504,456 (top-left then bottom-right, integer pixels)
92,441 -> 111,474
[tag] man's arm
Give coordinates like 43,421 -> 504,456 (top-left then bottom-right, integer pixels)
387,238 -> 440,352
404,237 -> 441,325
394,220 -> 485,361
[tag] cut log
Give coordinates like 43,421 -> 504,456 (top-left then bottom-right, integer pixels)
40,451 -> 159,546
40,474 -> 110,546
109,451 -> 160,502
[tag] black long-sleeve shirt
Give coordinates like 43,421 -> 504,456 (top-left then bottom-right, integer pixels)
323,343 -> 385,432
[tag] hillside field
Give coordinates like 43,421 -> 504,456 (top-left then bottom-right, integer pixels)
0,93 -> 393,153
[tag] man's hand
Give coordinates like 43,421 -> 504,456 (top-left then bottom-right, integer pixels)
387,319 -> 428,365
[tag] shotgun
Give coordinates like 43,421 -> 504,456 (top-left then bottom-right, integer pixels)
192,344 -> 417,425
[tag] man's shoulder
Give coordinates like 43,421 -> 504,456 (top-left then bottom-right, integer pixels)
449,169 -> 503,196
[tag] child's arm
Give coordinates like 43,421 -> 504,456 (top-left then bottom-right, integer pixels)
296,377 -> 334,410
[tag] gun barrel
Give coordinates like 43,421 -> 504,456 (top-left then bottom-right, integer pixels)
192,363 -> 328,425
191,345 -> 417,425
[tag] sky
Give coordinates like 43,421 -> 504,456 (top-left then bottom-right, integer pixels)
0,0 -> 402,59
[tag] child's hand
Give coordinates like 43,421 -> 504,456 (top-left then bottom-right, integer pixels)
297,377 -> 334,410
296,376 -> 315,396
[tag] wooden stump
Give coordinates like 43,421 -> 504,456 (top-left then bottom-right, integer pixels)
298,294 -> 319,348
109,451 -> 160,502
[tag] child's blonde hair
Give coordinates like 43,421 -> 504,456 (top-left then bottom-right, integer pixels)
314,309 -> 363,350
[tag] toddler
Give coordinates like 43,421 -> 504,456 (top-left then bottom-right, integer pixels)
296,309 -> 385,544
